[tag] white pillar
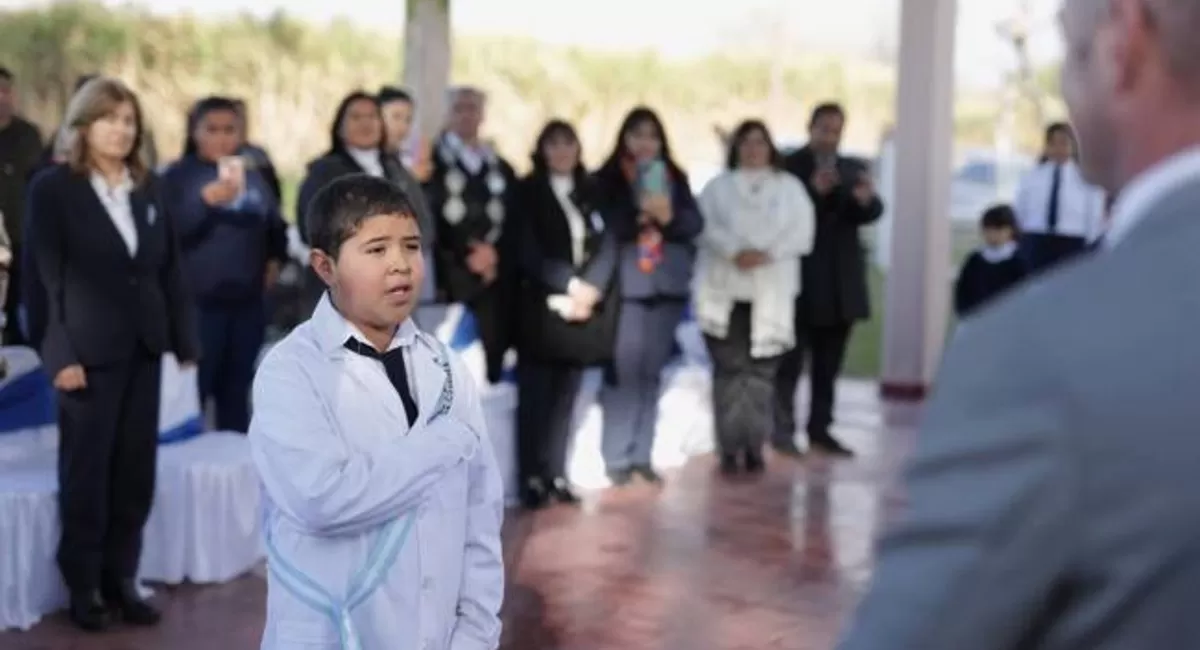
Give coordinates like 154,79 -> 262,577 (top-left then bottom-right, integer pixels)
873,128 -> 897,270
403,0 -> 452,146
880,0 -> 957,399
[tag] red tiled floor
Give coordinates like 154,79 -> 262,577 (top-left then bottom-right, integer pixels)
0,391 -> 921,650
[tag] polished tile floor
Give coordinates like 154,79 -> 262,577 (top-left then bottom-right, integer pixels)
1,386 -> 921,650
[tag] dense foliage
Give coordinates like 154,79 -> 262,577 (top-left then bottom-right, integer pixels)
0,1 -> 1060,174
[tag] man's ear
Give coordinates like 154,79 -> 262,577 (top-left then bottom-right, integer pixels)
309,249 -> 336,287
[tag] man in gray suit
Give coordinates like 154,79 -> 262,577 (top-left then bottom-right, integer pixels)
837,1 -> 1200,648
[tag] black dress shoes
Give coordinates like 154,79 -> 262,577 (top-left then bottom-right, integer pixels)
743,448 -> 766,474
607,468 -> 633,487
632,465 -> 664,485
719,453 -> 739,476
810,435 -> 854,458
68,589 -> 113,631
103,579 -> 161,626
546,476 -> 581,505
520,476 -> 550,510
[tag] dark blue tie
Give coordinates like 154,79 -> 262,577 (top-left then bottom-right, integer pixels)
1046,163 -> 1063,233
343,338 -> 419,426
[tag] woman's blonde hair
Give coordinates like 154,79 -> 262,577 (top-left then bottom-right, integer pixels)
62,76 -> 148,184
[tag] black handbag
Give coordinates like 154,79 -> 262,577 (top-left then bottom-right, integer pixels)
516,275 -> 619,366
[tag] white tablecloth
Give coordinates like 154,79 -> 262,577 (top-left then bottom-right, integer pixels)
139,432 -> 263,584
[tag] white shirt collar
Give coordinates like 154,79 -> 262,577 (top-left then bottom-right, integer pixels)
979,241 -> 1018,263
310,293 -> 419,356
1105,145 -> 1200,248
346,147 -> 384,178
89,167 -> 134,198
549,173 -> 573,198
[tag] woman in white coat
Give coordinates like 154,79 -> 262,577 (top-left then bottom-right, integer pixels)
695,120 -> 816,475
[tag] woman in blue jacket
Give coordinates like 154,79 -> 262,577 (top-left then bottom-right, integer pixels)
592,107 -> 703,486
161,96 -> 287,432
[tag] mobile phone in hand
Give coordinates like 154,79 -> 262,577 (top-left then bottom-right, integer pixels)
218,155 -> 246,191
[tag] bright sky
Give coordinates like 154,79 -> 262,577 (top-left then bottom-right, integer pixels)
10,0 -> 1065,88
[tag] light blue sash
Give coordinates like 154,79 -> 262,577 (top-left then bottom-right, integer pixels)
264,340 -> 456,649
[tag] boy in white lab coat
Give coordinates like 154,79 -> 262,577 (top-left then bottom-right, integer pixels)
248,174 -> 505,650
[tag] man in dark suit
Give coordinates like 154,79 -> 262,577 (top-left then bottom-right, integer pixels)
773,102 -> 882,458
0,67 -> 44,345
837,1 -> 1200,648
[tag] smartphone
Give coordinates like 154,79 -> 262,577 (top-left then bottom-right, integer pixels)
638,159 -> 668,197
218,155 -> 246,190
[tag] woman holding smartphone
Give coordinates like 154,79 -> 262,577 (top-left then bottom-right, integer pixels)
592,107 -> 703,487
161,96 -> 288,433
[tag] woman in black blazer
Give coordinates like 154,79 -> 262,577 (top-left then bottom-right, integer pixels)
295,91 -> 437,311
513,120 -> 619,508
26,76 -> 197,632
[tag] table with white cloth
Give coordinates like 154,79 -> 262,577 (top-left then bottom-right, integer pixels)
0,350 -> 263,631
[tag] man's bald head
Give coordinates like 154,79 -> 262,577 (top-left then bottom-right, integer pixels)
1059,0 -> 1200,192
446,85 -> 485,142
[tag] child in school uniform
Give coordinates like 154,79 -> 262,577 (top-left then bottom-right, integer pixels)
248,174 -> 505,650
953,204 -> 1029,319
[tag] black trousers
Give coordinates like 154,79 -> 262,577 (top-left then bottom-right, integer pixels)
56,348 -> 162,592
703,303 -> 781,456
4,252 -> 25,345
469,286 -> 509,384
516,360 -> 584,481
773,316 -> 853,444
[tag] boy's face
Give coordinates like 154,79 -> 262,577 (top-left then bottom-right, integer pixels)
982,225 -> 1014,247
311,213 -> 424,334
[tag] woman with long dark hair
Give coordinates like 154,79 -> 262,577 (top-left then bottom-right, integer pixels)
27,76 -> 197,631
295,90 -> 436,308
160,96 -> 288,432
512,119 -> 619,507
592,107 -> 703,487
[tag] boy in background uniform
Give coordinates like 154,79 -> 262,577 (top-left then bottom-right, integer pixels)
248,174 -> 504,650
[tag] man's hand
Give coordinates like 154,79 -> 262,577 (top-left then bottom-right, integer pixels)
640,193 -> 673,225
53,364 -> 87,392
853,173 -> 876,207
466,242 -> 498,276
264,260 -> 281,290
734,249 -> 769,270
411,138 -> 433,182
810,167 -> 840,196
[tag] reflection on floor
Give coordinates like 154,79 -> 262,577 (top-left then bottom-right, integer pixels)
2,382 -> 921,650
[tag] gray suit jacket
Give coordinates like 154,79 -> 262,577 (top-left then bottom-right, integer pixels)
838,179 -> 1200,650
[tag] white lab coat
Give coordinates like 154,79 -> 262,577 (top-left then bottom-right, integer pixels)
249,296 -> 505,650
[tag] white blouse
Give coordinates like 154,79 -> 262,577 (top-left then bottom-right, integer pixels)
550,173 -> 587,266
1014,160 -> 1106,239
90,168 -> 138,256
347,147 -> 385,178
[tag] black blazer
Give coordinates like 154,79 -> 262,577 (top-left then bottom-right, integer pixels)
513,172 -> 619,365
784,145 -> 883,326
26,164 -> 198,376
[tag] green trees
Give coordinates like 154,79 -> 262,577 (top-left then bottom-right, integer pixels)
0,1 -> 1057,176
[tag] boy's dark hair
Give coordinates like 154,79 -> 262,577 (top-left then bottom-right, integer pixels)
809,102 -> 845,126
377,86 -> 413,105
0,67 -> 13,82
980,204 -> 1018,231
306,174 -> 417,257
